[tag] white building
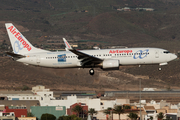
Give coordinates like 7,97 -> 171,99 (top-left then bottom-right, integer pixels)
100,100 -> 116,110
6,85 -> 52,101
7,94 -> 40,101
0,112 -> 14,116
146,100 -> 160,109
144,106 -> 156,120
32,85 -> 50,93
77,98 -> 101,110
40,95 -> 77,109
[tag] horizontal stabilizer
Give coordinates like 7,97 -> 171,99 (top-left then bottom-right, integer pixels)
6,52 -> 25,58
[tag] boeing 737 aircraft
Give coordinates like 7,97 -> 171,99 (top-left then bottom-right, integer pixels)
5,23 -> 177,75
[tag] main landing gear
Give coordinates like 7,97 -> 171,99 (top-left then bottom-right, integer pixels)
89,68 -> 94,75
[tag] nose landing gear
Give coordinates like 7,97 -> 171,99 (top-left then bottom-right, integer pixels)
89,68 -> 94,75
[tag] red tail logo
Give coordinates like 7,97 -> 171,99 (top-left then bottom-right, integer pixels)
8,26 -> 32,51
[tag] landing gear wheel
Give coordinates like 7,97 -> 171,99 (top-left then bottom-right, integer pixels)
159,67 -> 162,71
89,68 -> 94,75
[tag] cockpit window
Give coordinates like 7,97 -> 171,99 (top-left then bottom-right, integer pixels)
163,51 -> 170,54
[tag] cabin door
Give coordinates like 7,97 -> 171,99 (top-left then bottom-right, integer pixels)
155,50 -> 159,58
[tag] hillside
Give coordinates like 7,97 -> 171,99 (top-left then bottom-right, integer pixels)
0,0 -> 180,91
0,56 -> 179,91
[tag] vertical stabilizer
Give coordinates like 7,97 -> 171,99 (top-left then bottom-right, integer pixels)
5,23 -> 48,55
63,38 -> 72,50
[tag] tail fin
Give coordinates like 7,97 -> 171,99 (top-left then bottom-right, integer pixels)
63,38 -> 72,50
5,23 -> 48,54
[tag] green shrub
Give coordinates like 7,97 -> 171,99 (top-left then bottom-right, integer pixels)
41,113 -> 56,120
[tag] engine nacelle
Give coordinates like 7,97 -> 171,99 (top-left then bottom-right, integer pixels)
102,59 -> 120,70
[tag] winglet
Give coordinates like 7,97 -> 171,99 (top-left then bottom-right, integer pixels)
63,38 -> 72,50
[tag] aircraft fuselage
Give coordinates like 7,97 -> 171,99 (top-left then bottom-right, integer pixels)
17,48 -> 177,68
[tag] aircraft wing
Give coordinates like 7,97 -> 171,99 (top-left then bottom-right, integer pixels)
6,52 -> 26,58
69,49 -> 102,61
63,38 -> 103,65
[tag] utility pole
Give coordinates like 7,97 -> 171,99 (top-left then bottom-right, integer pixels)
111,110 -> 113,120
140,78 -> 142,120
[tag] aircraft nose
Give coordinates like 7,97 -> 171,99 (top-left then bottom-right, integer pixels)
171,54 -> 177,60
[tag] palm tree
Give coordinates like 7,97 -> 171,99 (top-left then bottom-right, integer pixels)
124,105 -> 131,109
156,112 -> 164,120
103,107 -> 112,114
88,108 -> 98,120
113,105 -> 125,120
150,116 -> 153,120
27,112 -> 34,117
127,112 -> 138,120
72,105 -> 83,118
103,107 -> 113,120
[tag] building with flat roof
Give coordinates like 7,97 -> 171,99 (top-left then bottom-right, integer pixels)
32,85 -> 50,93
144,106 -> 156,120
0,100 -> 39,112
31,106 -> 66,120
18,117 -> 36,120
5,106 -> 27,118
104,91 -> 180,104
0,116 -> 15,120
67,103 -> 88,117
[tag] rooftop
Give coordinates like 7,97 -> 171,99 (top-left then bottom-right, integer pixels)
144,106 -> 155,110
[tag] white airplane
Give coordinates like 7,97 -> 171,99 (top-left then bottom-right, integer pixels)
5,23 -> 177,75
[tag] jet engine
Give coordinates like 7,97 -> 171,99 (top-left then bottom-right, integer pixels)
101,59 -> 119,70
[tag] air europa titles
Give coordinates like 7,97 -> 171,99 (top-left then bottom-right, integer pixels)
8,26 -> 31,51
109,50 -> 132,54
65,41 -> 71,48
